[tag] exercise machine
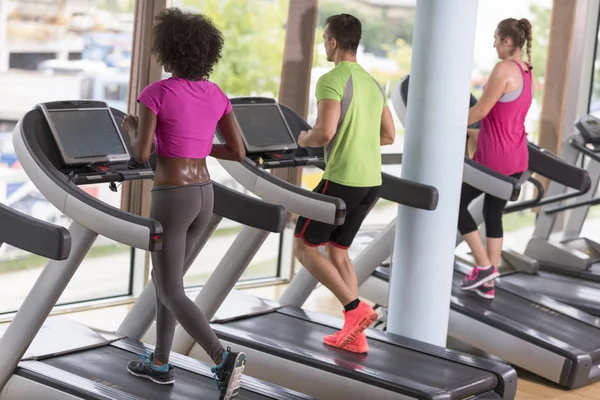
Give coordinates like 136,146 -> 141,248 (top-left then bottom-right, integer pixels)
284,77 -> 600,389
0,100 -> 313,400
525,114 -> 600,281
119,97 -> 519,399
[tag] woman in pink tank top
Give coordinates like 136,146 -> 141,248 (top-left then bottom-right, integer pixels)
457,18 -> 535,300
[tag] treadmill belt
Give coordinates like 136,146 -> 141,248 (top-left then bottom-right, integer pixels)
501,271 -> 600,317
375,266 -> 600,355
41,345 -> 268,400
219,311 -> 498,398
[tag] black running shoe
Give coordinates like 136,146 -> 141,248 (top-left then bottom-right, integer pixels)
460,265 -> 499,290
127,352 -> 174,385
211,347 -> 247,400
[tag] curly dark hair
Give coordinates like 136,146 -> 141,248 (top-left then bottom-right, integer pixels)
152,8 -> 224,81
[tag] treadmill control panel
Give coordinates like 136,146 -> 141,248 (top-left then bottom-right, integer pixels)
576,114 -> 600,146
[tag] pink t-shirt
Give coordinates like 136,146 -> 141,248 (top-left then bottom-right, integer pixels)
137,77 -> 232,158
473,61 -> 532,176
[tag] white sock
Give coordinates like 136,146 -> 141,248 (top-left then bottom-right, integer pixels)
477,264 -> 492,270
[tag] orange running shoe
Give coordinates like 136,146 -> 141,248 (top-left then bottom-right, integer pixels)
334,302 -> 377,348
324,330 -> 369,353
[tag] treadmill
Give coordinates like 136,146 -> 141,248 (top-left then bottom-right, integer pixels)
116,96 -> 519,399
525,113 -> 600,282
326,77 -> 600,389
0,100 -> 314,400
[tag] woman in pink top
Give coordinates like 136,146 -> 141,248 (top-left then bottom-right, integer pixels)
120,8 -> 246,399
458,18 -> 534,300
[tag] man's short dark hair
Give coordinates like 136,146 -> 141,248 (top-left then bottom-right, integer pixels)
325,14 -> 362,53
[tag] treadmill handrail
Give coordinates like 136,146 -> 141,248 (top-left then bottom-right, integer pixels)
379,173 -> 439,210
213,182 -> 287,232
569,135 -> 600,165
0,203 -> 71,260
218,158 -> 346,225
14,108 -> 163,251
544,194 -> 600,215
530,141 -> 591,192
463,158 -> 521,201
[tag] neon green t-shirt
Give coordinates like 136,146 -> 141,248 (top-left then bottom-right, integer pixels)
316,61 -> 386,187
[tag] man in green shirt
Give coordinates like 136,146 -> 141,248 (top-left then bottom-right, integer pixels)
294,13 -> 396,354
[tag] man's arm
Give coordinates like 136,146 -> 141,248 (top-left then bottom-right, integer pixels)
380,105 -> 395,146
298,99 -> 340,147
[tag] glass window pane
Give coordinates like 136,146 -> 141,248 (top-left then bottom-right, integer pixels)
589,17 -> 600,117
0,0 -> 135,314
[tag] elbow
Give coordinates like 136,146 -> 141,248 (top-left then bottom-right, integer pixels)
322,130 -> 336,146
133,150 -> 150,164
381,131 -> 395,146
234,147 -> 246,162
470,106 -> 488,124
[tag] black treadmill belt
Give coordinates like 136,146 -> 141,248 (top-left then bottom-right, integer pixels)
501,271 -> 600,317
41,346 -> 267,400
450,274 -> 600,355
376,266 -> 600,355
218,312 -> 498,398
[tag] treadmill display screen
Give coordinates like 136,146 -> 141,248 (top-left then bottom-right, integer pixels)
48,109 -> 128,160
233,103 -> 297,153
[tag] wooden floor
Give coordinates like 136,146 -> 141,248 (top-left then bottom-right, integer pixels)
18,283 -> 600,400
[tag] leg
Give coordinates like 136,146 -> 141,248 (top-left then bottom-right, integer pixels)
323,185 -> 380,353
483,193 -> 509,267
293,180 -> 355,305
458,183 -> 497,290
153,194 -> 217,366
151,186 -> 225,363
457,183 -> 491,267
326,244 -> 357,299
293,237 -> 355,305
152,268 -> 177,365
130,185 -> 246,397
326,184 -> 380,304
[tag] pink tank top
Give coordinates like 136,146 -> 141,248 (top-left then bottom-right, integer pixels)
137,77 -> 232,158
473,61 -> 532,176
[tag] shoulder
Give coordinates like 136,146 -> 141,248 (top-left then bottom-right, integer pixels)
491,60 -> 519,76
318,66 -> 349,87
141,79 -> 166,93
203,80 -> 232,115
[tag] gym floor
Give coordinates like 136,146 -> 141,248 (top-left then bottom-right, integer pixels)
14,283 -> 600,400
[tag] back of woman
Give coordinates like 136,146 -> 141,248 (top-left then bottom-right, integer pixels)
457,17 -> 536,301
474,59 -> 533,176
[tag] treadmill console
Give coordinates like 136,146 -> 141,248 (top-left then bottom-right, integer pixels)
37,100 -> 155,187
576,114 -> 600,146
219,97 -> 324,169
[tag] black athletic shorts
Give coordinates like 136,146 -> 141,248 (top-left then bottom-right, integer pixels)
294,179 -> 380,249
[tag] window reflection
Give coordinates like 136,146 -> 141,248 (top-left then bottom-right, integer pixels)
0,0 -> 134,313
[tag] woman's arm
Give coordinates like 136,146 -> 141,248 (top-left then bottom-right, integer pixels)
468,61 -> 511,125
122,104 -> 156,163
211,112 -> 246,162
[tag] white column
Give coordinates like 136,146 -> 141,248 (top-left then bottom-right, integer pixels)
386,0 -> 479,347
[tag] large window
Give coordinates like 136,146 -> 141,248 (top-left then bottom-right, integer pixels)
0,0 -> 134,314
589,11 -> 600,118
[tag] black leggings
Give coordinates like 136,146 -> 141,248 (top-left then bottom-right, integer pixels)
457,173 -> 522,238
150,182 -> 224,364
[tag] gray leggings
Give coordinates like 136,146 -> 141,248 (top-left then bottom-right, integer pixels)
150,182 -> 224,364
